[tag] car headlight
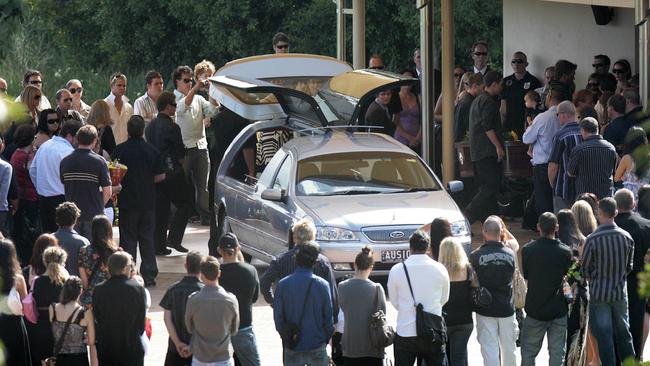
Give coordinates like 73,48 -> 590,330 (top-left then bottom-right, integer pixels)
451,220 -> 470,237
316,227 -> 358,241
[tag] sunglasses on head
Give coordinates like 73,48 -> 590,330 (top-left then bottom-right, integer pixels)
474,52 -> 488,56
29,80 -> 42,85
275,44 -> 289,49
47,118 -> 60,124
69,87 -> 83,94
511,59 -> 525,64
613,69 -> 626,74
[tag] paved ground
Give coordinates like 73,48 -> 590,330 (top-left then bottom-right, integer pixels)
129,220 -> 648,365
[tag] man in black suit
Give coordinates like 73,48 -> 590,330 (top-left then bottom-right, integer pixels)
614,188 -> 650,358
93,251 -> 147,366
365,90 -> 395,136
470,41 -> 491,75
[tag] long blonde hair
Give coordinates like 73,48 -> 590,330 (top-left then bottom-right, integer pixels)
87,100 -> 112,128
438,237 -> 469,277
20,85 -> 41,114
42,246 -> 69,286
572,200 -> 598,236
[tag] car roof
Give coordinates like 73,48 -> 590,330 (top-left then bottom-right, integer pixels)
284,131 -> 418,161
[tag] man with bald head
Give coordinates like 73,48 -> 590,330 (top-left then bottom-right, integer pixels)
469,216 -> 517,366
500,51 -> 541,137
614,189 -> 650,358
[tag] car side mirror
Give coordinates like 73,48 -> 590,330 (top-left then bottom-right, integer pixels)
261,188 -> 286,202
447,180 -> 464,193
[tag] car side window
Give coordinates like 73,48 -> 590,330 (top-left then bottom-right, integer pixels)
273,155 -> 293,191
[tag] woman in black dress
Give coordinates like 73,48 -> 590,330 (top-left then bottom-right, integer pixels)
0,239 -> 31,366
30,245 -> 69,365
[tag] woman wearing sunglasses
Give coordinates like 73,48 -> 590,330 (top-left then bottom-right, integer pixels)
34,108 -> 61,149
66,79 -> 91,119
612,59 -> 632,95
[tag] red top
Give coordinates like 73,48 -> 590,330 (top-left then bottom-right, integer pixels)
10,149 -> 38,201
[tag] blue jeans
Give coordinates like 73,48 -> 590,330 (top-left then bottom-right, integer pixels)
589,298 -> 635,365
283,344 -> 329,366
446,323 -> 473,366
520,315 -> 567,366
231,326 -> 260,366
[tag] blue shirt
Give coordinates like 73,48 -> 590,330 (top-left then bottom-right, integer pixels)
522,105 -> 560,165
548,122 -> 582,200
273,268 -> 334,352
29,136 -> 74,197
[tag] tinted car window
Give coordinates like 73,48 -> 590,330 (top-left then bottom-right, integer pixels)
273,155 -> 293,190
296,152 -> 440,196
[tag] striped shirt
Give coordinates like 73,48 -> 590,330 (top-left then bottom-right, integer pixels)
59,149 -> 111,221
567,135 -> 618,199
581,223 -> 634,302
133,93 -> 158,124
548,122 -> 582,200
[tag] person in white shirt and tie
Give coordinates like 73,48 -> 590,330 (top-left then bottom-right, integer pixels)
172,65 -> 218,225
104,72 -> 134,145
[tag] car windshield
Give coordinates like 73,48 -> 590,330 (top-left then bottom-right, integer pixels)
295,152 -> 440,196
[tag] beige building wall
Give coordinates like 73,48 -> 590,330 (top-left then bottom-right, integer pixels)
502,0 -> 636,90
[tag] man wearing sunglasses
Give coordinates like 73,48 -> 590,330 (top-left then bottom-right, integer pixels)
500,52 -> 542,137
55,89 -> 83,124
470,41 -> 491,76
66,79 -> 91,119
173,65 -> 218,227
272,32 -> 290,54
15,69 -> 51,110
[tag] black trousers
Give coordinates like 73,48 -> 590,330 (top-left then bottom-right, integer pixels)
164,346 -> 192,366
154,173 -> 191,252
120,209 -> 158,282
38,194 -> 65,233
533,164 -> 553,217
394,335 -> 447,366
465,157 -> 501,222
341,356 -> 383,366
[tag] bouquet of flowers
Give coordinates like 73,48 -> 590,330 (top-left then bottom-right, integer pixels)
108,160 -> 128,185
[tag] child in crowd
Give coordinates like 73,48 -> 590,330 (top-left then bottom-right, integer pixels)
524,90 -> 543,157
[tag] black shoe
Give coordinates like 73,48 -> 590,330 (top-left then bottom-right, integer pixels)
155,248 -> 172,256
144,280 -> 156,288
169,244 -> 189,253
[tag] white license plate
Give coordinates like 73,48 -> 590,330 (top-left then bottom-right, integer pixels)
381,249 -> 410,263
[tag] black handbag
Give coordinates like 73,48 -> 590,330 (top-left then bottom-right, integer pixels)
369,284 -> 394,348
278,279 -> 313,350
402,263 -> 447,344
469,265 -> 493,309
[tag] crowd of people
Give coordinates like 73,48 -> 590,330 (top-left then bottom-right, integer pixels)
0,29 -> 649,366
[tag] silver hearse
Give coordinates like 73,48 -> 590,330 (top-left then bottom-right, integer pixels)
209,54 -> 470,277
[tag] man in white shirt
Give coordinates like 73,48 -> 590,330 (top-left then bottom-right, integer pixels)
470,41 -> 491,75
105,72 -> 134,144
30,119 -> 82,233
133,71 -> 163,124
173,65 -> 218,225
15,69 -> 52,110
522,88 -> 562,216
387,230 -> 450,365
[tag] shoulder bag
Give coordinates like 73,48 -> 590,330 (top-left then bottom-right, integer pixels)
22,275 -> 39,324
402,263 -> 447,345
278,279 -> 313,350
42,305 -> 80,366
369,284 -> 394,348
512,266 -> 527,309
469,265 -> 493,309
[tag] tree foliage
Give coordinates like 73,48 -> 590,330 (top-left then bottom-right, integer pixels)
0,0 -> 502,102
